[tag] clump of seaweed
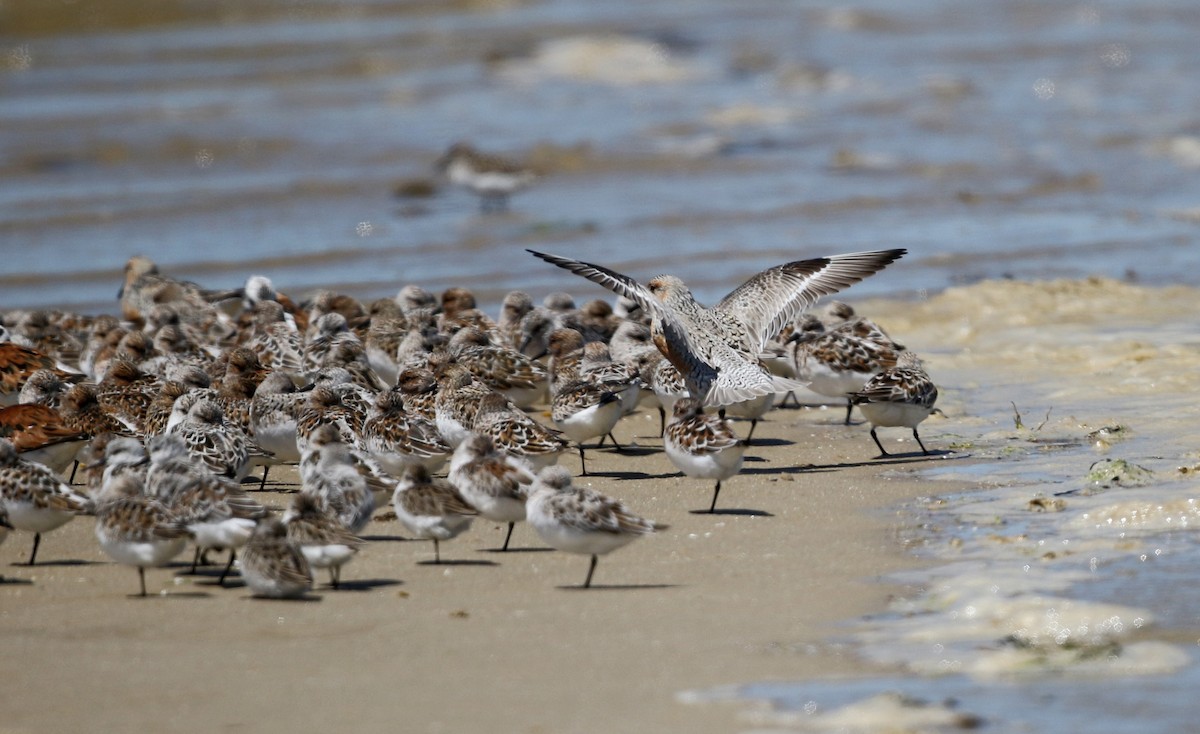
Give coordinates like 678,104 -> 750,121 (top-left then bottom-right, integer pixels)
1085,458 -> 1154,489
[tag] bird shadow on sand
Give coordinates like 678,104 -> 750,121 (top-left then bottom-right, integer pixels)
740,464 -> 836,477
360,534 -> 415,543
808,449 -> 965,471
245,593 -> 323,602
740,450 -> 964,476
744,437 -> 794,448
13,558 -> 104,568
602,445 -> 659,459
481,546 -> 556,554
581,470 -> 657,480
0,575 -> 34,585
325,578 -> 403,592
185,570 -> 260,590
416,559 -> 498,567
157,560 -> 229,577
557,583 -> 679,591
688,508 -> 774,517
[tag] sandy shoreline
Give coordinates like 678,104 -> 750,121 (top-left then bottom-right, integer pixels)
1,401 -> 966,733
6,276 -> 1197,732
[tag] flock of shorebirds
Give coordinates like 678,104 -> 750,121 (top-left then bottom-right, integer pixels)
0,237 -> 941,597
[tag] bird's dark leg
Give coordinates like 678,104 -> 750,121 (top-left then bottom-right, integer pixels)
605,433 -> 622,451
68,461 -> 80,485
870,427 -> 890,458
218,550 -> 236,586
258,465 -> 270,492
26,533 -> 41,566
913,428 -> 930,455
844,399 -> 854,425
709,481 -> 722,514
779,390 -> 797,409
657,405 -> 666,436
501,522 -> 515,551
138,566 -> 147,597
577,445 -> 588,476
433,538 -> 441,564
189,547 -> 201,574
331,567 -> 340,590
583,554 -> 598,589
745,419 -> 759,443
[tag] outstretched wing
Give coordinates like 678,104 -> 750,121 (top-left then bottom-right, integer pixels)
715,249 -> 906,351
526,250 -> 663,320
526,250 -> 718,396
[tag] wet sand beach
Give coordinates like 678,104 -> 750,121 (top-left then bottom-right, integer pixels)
2,397 -> 958,734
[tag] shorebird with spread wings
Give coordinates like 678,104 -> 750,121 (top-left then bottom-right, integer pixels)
527,248 -> 906,407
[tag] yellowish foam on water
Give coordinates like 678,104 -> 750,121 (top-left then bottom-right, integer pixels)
739,691 -> 982,732
843,278 -> 1200,683
1073,496 -> 1200,534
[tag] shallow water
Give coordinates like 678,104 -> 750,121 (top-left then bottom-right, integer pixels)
723,669 -> 1200,733
3,0 -> 1199,314
688,278 -> 1200,729
5,1 -> 1200,731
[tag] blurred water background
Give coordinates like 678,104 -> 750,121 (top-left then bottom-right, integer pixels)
2,0 -> 1198,314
